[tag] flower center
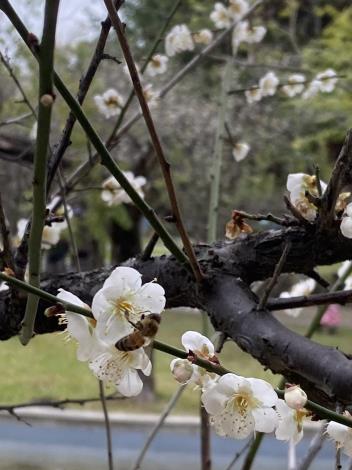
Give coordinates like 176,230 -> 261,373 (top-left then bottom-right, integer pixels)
105,97 -> 120,108
115,298 -> 134,319
232,391 -> 261,416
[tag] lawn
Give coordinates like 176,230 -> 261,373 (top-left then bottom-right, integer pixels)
0,307 -> 351,414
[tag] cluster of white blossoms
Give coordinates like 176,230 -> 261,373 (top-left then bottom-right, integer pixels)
245,69 -> 338,104
169,331 -> 322,442
101,172 -> 147,207
287,173 -> 327,222
302,69 -> 338,99
279,278 -> 316,317
57,266 -> 166,396
16,197 -> 72,250
286,172 -> 351,238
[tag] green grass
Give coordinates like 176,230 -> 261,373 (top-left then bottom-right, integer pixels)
0,308 -> 351,414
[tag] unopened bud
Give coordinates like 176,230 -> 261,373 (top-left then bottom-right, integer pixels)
284,384 -> 307,410
40,94 -> 54,107
170,358 -> 194,384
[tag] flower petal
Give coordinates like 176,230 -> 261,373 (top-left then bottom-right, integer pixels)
117,369 -> 144,397
252,407 -> 278,433
133,282 -> 166,314
103,266 -> 142,291
247,377 -> 278,407
181,331 -> 214,357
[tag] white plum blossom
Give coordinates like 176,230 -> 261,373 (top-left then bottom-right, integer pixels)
29,122 -> 37,141
327,419 -> 352,457
275,399 -> 308,444
259,71 -> 279,97
143,84 -> 159,108
89,343 -> 151,397
92,266 -> 165,344
202,373 -> 278,439
286,173 -> 327,222
101,172 -> 146,206
94,88 -> 123,118
245,87 -> 262,104
284,385 -> 307,410
182,331 -> 215,358
282,74 -> 306,97
228,0 -> 249,20
146,54 -> 168,77
280,278 -> 316,317
210,3 -> 232,29
340,203 -> 352,239
193,29 -> 213,45
56,289 -> 100,362
302,79 -> 321,100
232,142 -> 250,162
316,68 -> 338,93
165,24 -> 194,57
0,283 -> 9,292
232,21 -> 266,51
169,331 -> 218,389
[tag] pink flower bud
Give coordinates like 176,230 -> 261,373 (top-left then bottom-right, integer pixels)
170,358 -> 194,383
284,385 -> 307,410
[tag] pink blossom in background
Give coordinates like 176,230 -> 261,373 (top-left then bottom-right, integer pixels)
320,304 -> 342,327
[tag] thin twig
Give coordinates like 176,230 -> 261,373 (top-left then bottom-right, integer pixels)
0,111 -> 33,127
258,242 -> 291,309
20,0 -> 60,346
224,438 -> 252,470
267,288 -> 352,311
57,170 -> 81,271
132,384 -> 187,470
233,209 -> 289,226
200,404 -> 211,470
240,432 -> 264,470
284,195 -> 311,226
0,193 -> 15,272
305,270 -> 329,288
314,164 -> 323,198
297,423 -> 326,470
104,0 -> 204,283
207,60 -> 232,242
140,232 -> 159,261
99,381 -> 114,470
0,50 -> 37,118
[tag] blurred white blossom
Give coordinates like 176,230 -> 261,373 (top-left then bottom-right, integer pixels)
232,142 -> 250,162
228,0 -> 249,20
280,278 -> 316,317
232,21 -> 266,51
259,71 -> 279,97
94,88 -> 123,118
316,68 -> 338,93
101,172 -> 146,206
282,74 -> 306,97
146,54 -> 168,77
193,29 -> 213,45
245,87 -> 262,104
340,203 -> 352,239
143,83 -> 159,108
165,24 -> 194,56
210,3 -> 232,29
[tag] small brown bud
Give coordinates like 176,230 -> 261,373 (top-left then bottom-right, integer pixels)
40,94 -> 54,107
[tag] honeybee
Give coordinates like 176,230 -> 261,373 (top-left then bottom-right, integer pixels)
115,313 -> 161,351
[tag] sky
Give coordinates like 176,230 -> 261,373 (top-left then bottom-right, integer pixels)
1,0 -> 109,47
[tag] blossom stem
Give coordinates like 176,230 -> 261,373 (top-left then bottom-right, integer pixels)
20,0 -> 60,346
